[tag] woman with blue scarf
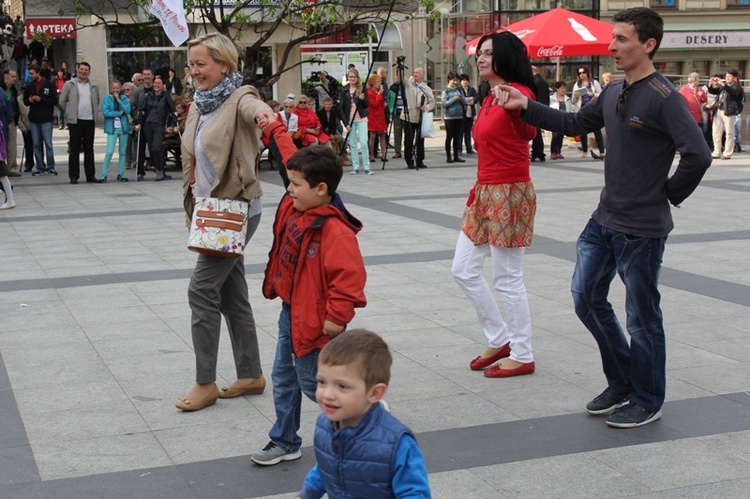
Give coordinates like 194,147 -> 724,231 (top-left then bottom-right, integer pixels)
177,33 -> 294,411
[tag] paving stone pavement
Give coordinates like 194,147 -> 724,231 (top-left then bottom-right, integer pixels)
1,126 -> 749,498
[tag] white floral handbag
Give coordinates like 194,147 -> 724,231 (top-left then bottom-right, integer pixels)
187,197 -> 249,258
186,151 -> 250,257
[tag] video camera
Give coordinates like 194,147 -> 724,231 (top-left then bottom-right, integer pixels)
309,71 -> 321,82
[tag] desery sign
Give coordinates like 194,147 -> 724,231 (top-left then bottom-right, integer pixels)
25,19 -> 76,40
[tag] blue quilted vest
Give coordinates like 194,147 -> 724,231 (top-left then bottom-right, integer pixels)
313,402 -> 413,498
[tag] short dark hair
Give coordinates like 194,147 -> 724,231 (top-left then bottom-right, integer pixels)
286,145 -> 342,195
554,80 -> 567,89
28,64 -> 41,73
319,329 -> 392,389
78,62 -> 91,70
153,75 -> 164,84
459,74 -> 470,82
446,71 -> 460,81
727,68 -> 739,77
613,7 -> 664,60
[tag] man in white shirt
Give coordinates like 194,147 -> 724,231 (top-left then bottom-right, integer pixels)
60,62 -> 101,183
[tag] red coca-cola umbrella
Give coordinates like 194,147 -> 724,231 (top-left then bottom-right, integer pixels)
465,8 -> 614,59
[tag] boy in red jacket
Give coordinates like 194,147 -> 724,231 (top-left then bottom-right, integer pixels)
252,145 -> 367,466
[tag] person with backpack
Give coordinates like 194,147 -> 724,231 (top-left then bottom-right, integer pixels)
707,68 -> 744,160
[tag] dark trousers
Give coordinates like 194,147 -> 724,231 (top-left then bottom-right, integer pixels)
550,132 -> 565,154
444,119 -> 463,159
22,130 -> 35,169
404,120 -> 425,167
139,124 -> 166,175
68,120 -> 96,180
460,116 -> 475,153
580,129 -> 605,154
531,128 -> 546,160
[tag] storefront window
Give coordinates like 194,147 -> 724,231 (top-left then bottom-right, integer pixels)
650,0 -> 677,8
606,1 -> 647,11
500,0 -> 596,9
106,26 -> 187,89
727,0 -> 750,7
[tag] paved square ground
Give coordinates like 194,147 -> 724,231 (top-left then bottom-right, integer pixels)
1,127 -> 749,498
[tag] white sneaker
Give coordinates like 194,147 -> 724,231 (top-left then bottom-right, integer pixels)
366,170 -> 374,176
349,170 -> 359,175
0,201 -> 16,210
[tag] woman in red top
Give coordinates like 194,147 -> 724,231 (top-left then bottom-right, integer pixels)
53,68 -> 68,129
366,74 -> 387,162
293,96 -> 329,147
451,31 -> 538,378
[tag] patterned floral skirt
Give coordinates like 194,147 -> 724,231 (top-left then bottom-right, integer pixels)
461,181 -> 536,247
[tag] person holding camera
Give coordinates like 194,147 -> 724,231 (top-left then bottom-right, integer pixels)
313,70 -> 341,112
708,68 -> 744,160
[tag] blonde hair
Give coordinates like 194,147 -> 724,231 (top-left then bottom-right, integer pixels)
601,72 -> 613,83
187,33 -> 239,74
347,68 -> 363,96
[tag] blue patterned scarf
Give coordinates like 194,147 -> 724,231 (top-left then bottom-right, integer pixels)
193,72 -> 243,115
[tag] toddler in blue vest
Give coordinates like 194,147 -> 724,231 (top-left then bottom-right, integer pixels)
298,329 -> 431,499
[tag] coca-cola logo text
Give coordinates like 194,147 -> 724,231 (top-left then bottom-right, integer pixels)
537,45 -> 564,57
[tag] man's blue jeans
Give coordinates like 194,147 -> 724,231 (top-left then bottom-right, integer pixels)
269,302 -> 319,452
571,218 -> 667,412
30,121 -> 55,172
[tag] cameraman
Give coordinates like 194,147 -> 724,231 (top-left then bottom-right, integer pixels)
313,70 -> 341,112
708,68 -> 743,160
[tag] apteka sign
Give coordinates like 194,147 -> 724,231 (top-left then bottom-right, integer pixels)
25,19 -> 76,40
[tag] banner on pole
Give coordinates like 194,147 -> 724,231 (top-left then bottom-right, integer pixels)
150,0 -> 189,47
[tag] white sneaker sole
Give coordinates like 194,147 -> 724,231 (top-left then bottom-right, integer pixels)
606,409 -> 662,428
250,449 -> 302,466
585,399 -> 628,416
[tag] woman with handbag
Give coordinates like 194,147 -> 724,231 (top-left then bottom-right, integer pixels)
340,68 -> 371,175
177,33 -> 293,411
451,31 -> 538,378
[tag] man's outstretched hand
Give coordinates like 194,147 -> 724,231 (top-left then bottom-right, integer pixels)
493,84 -> 529,110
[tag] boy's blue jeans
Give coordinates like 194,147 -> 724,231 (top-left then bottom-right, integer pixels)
571,218 -> 667,412
269,302 -> 319,452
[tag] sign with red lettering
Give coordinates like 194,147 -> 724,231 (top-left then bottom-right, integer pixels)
26,19 -> 76,40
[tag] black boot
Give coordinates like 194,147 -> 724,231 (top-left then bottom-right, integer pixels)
453,153 -> 466,163
446,155 -> 454,164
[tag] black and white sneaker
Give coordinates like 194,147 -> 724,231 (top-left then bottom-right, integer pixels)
586,386 -> 631,415
606,403 -> 662,428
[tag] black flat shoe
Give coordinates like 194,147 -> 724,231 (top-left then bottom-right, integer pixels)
117,175 -> 129,182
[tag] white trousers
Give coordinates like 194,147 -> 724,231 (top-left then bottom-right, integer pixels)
451,232 -> 533,363
712,109 -> 737,158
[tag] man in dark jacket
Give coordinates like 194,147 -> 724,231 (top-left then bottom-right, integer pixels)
531,66 -> 551,162
23,64 -> 58,176
136,76 -> 176,181
708,68 -> 744,159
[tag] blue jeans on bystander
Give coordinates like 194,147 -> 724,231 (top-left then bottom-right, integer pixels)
30,121 -> 55,172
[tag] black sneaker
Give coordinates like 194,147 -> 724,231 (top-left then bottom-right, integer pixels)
586,386 -> 631,415
48,169 -> 58,176
606,403 -> 662,428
